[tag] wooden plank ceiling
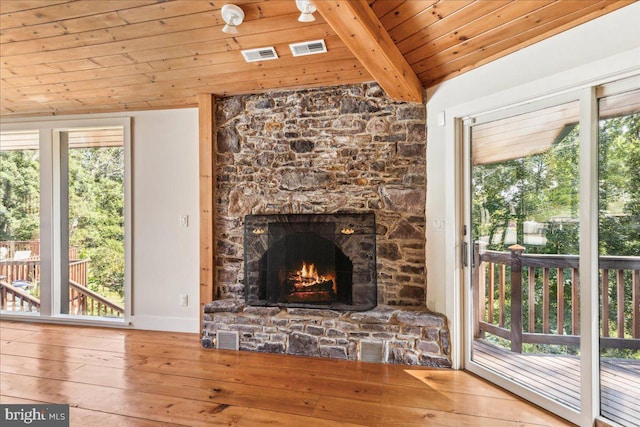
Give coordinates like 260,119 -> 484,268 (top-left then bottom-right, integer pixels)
0,0 -> 634,117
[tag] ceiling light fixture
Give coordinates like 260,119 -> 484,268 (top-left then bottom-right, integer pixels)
221,4 -> 244,34
296,0 -> 316,23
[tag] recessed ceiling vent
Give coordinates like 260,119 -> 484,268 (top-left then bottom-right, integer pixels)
289,39 -> 327,57
241,47 -> 278,63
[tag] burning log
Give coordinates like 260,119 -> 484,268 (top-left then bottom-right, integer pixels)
286,262 -> 336,296
288,277 -> 335,293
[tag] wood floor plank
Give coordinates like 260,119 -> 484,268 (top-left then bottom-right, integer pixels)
9,328 -> 395,383
12,329 -> 128,352
0,353 -> 85,377
381,385 -> 568,425
312,395 -> 565,426
2,354 -> 321,417
133,355 -> 385,403
0,326 -> 37,340
1,372 -> 247,426
404,369 -> 518,400
1,321 -> 201,347
10,328 -> 200,357
235,408 -> 364,427
0,339 -> 145,369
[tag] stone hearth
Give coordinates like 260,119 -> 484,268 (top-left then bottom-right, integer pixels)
202,300 -> 451,366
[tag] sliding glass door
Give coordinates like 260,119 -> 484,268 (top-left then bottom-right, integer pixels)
468,98 -> 583,413
597,88 -> 640,426
464,78 -> 639,426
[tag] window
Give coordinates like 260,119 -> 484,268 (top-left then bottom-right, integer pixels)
0,131 -> 41,313
0,118 -> 130,321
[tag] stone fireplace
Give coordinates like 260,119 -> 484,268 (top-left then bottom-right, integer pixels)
244,213 -> 376,311
201,83 -> 451,367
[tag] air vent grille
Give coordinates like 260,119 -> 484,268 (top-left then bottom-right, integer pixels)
289,39 -> 327,57
216,331 -> 239,350
241,47 -> 278,63
360,340 -> 386,363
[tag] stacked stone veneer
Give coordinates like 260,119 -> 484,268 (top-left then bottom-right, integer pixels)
203,300 -> 451,367
205,82 -> 451,366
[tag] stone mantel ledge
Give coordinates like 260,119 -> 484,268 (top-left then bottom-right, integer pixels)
202,299 -> 451,367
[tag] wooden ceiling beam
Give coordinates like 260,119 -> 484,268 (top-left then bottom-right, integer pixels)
314,0 -> 423,103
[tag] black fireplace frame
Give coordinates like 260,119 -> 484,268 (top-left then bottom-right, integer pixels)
244,213 -> 377,311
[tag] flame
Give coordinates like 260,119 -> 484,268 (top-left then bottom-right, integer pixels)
289,261 -> 337,295
299,262 -> 320,280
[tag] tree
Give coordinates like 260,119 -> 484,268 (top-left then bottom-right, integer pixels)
68,146 -> 125,297
0,150 -> 40,241
0,143 -> 125,300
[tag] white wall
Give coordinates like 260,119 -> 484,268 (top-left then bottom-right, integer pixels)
129,108 -> 200,333
425,3 -> 640,366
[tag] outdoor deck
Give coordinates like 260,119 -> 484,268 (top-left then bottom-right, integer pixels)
472,244 -> 639,426
473,339 -> 640,427
0,240 -> 123,317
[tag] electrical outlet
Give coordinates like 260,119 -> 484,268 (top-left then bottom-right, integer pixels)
179,294 -> 188,306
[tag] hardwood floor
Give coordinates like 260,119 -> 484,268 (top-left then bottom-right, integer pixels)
0,320 -> 572,426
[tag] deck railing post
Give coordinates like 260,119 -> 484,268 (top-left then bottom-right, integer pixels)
509,244 -> 525,353
473,242 -> 487,338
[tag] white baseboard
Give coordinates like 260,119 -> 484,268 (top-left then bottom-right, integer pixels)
129,314 -> 198,333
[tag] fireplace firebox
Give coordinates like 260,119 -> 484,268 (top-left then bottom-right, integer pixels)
244,213 -> 376,311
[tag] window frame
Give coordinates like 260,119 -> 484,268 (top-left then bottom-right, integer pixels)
0,116 -> 132,326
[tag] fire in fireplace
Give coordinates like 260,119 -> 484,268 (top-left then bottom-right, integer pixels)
287,261 -> 336,303
244,213 -> 376,311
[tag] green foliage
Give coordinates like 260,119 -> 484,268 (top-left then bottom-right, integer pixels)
0,150 -> 40,240
474,113 -> 638,255
472,125 -> 581,254
598,115 -> 640,257
0,144 -> 124,300
68,147 -> 125,297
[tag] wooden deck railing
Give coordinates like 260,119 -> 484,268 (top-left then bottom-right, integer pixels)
0,259 -> 89,288
0,257 -> 123,317
69,279 -> 123,317
0,279 -> 40,312
473,242 -> 640,352
0,240 -> 78,260
0,259 -> 40,286
0,279 -> 123,317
